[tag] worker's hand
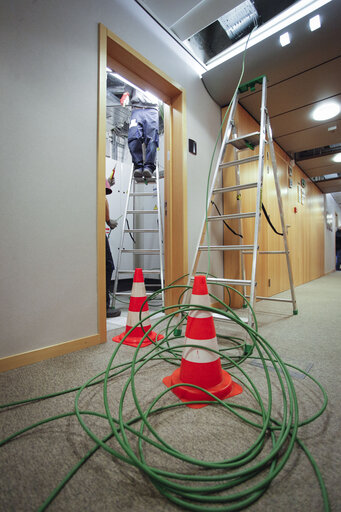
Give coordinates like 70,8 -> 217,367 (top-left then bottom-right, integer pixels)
120,92 -> 129,107
108,219 -> 118,230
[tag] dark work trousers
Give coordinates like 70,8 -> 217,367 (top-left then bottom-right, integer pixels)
106,236 -> 114,310
128,107 -> 159,172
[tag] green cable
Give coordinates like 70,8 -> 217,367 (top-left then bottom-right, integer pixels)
205,26 -> 257,277
0,284 -> 330,511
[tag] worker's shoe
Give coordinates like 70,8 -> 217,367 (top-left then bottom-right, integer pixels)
142,168 -> 154,179
107,307 -> 121,318
133,168 -> 143,178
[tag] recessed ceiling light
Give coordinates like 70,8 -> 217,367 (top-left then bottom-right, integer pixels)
333,153 -> 341,163
312,102 -> 340,121
309,14 -> 321,30
280,32 -> 291,46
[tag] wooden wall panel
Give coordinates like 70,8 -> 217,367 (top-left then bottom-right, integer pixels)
222,104 -> 324,307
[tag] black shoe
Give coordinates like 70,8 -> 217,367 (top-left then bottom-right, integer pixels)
107,308 -> 121,318
142,168 -> 154,179
133,168 -> 143,178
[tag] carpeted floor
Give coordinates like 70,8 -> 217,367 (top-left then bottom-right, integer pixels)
0,272 -> 340,511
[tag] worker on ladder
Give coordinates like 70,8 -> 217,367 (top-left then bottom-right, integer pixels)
120,86 -> 159,180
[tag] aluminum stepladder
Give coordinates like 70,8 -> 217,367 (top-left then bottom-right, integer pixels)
188,75 -> 297,328
112,163 -> 164,307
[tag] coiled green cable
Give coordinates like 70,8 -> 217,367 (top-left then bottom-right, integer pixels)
0,283 -> 328,511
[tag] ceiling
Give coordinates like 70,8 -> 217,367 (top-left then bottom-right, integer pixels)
135,0 -> 341,207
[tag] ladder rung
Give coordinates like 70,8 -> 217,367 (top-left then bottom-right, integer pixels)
207,212 -> 256,221
116,291 -> 157,297
130,192 -> 156,197
121,249 -> 161,254
205,277 -> 252,287
213,182 -> 258,194
118,269 -> 161,274
124,229 -> 159,233
227,131 -> 261,151
242,250 -> 288,254
127,210 -> 158,214
219,155 -> 259,169
199,245 -> 254,251
246,295 -> 293,303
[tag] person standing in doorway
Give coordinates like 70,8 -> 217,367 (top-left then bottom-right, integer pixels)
336,225 -> 341,271
120,86 -> 159,179
106,179 -> 121,317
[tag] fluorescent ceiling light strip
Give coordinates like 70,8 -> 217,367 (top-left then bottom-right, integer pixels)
205,0 -> 332,71
110,72 -> 145,93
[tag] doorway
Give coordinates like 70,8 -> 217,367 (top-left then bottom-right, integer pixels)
97,24 -> 188,339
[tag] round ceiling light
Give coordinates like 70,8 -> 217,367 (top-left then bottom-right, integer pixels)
333,153 -> 341,163
312,102 -> 340,121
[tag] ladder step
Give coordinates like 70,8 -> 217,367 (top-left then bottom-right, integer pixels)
227,131 -> 261,151
130,192 -> 156,197
205,277 -> 252,287
127,210 -> 158,214
199,245 -> 254,251
245,295 -> 294,303
118,269 -> 161,274
242,250 -> 288,254
124,229 -> 159,233
219,155 -> 259,169
116,291 -> 158,297
213,182 -> 258,194
208,212 -> 256,221
121,249 -> 161,254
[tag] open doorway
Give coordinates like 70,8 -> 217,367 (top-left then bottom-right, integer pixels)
97,24 -> 188,339
105,70 -> 165,325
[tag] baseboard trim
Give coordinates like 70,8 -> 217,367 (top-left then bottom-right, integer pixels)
0,334 -> 103,373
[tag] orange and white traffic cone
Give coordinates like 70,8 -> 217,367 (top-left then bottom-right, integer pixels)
163,274 -> 242,408
112,268 -> 163,347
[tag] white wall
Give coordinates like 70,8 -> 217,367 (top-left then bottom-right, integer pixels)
324,194 -> 341,274
0,0 -> 220,358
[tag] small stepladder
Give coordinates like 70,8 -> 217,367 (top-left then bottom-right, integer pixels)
112,164 -> 164,307
188,75 -> 297,328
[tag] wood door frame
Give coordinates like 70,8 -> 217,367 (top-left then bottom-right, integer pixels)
98,24 -> 188,339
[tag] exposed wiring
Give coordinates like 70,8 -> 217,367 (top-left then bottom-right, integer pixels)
211,200 -> 243,238
261,203 -> 283,236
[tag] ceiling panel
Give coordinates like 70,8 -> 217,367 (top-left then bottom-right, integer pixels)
316,178 -> 341,194
171,0 -> 241,41
275,122 -> 341,154
269,101 -> 341,138
299,154 -> 340,172
135,0 -> 200,28
240,57 -> 341,118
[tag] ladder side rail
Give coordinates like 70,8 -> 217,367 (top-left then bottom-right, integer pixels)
266,116 -> 297,312
113,164 -> 134,306
155,164 -> 165,305
248,76 -> 268,326
232,122 -> 247,300
187,92 -> 239,286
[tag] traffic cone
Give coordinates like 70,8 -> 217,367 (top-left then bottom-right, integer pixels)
163,275 -> 242,408
112,268 -> 163,347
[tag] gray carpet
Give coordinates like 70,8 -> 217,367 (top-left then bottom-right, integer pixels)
1,272 -> 340,511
